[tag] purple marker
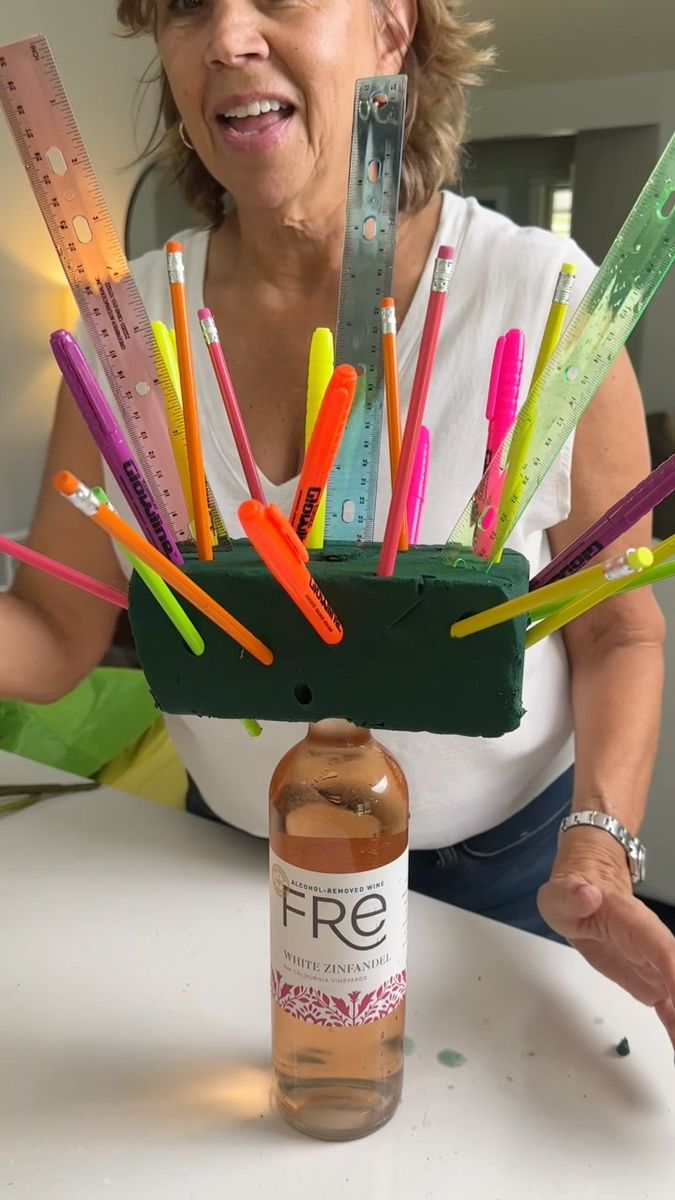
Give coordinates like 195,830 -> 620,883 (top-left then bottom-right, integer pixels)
531,453 -> 675,590
50,331 -> 183,566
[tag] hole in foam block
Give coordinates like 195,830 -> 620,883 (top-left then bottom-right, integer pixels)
294,683 -> 313,706
456,611 -> 479,625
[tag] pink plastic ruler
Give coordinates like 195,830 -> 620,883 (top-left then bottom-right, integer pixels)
0,35 -> 194,541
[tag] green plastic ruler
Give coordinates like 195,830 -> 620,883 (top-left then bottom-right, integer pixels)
444,131 -> 675,564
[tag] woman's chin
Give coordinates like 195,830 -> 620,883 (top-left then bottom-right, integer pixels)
220,174 -> 320,218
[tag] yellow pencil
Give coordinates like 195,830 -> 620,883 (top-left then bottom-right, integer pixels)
450,546 -> 651,639
525,546 -> 653,648
491,263 -> 577,563
54,470 -> 273,666
304,328 -> 334,551
648,530 -> 675,566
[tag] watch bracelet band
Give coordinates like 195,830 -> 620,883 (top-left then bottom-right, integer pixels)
558,810 -> 646,885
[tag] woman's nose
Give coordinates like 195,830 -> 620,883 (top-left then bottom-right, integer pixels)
204,0 -> 271,67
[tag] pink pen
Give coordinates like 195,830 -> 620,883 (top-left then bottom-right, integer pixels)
406,427 -> 430,545
199,309 -> 266,505
0,534 -> 128,610
473,328 -> 525,558
378,246 -> 455,577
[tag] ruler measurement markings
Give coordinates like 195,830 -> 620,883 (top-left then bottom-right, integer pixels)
0,35 -> 216,543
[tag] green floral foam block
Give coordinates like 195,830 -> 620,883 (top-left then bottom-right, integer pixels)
129,541 -> 529,736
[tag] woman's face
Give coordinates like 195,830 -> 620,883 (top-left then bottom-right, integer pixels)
156,0 -> 408,217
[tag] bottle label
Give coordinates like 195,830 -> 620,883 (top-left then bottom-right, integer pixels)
269,848 -> 408,1027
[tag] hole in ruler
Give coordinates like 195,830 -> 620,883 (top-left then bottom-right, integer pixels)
367,158 -> 381,184
72,215 -> 93,244
293,682 -> 313,706
564,365 -> 578,382
341,500 -> 356,523
659,186 -> 675,219
371,92 -> 388,111
46,146 -> 68,176
362,215 -> 377,242
135,381 -> 151,397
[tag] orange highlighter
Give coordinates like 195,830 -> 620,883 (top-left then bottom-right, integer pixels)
239,500 -> 343,645
289,364 -> 358,542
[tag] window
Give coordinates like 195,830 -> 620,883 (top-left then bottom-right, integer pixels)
548,185 -> 574,238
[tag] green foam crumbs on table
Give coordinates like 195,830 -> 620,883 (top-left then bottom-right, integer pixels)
616,1037 -> 630,1057
437,1049 -> 467,1068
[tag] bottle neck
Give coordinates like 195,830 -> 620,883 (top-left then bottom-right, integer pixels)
307,719 -> 371,748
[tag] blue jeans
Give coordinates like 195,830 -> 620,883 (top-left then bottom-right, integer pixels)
186,767 -> 574,942
408,767 -> 574,942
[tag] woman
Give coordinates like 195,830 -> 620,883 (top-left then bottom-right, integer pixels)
2,0 -> 674,1043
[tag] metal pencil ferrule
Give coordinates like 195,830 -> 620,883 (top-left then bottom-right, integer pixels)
200,315 -> 219,345
167,253 -> 185,285
380,307 -> 397,336
604,550 -> 637,582
66,482 -> 100,518
554,271 -> 576,306
432,258 -> 455,293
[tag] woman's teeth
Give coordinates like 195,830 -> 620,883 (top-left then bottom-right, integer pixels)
222,99 -> 290,119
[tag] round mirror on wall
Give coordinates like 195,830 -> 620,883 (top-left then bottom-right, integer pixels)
125,160 -> 206,260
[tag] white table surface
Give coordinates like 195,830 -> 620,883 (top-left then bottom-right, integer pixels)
0,750 -> 673,1199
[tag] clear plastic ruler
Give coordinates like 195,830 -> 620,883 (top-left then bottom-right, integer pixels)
444,131 -> 675,565
324,75 -> 407,543
0,35 -> 227,545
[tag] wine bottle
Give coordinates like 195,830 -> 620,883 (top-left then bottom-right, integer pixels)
269,719 -> 409,1140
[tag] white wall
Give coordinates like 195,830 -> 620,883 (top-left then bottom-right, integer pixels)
468,69 -> 675,420
0,2 -> 156,536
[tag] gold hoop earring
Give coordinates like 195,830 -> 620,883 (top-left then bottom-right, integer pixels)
178,120 -> 194,151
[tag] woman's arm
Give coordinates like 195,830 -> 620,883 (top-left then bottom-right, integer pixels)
538,349 -> 675,1045
0,380 -> 126,703
548,348 -> 666,837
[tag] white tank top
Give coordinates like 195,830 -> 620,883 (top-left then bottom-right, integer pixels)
92,191 -> 597,848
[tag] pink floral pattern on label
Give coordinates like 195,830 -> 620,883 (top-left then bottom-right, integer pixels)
271,969 -> 407,1026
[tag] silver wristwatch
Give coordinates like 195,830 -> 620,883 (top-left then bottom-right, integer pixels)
559,811 -> 647,886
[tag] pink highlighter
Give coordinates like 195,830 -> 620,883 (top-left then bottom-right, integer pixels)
473,328 -> 525,559
406,426 -> 431,545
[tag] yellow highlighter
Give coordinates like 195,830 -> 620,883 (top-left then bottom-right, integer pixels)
304,328 -> 334,551
152,320 -> 195,532
153,321 -> 220,548
492,263 -> 577,563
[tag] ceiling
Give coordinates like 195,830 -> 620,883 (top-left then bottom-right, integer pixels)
464,0 -> 675,89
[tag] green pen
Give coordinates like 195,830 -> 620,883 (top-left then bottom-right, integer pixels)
92,488 -> 262,738
92,487 -> 205,657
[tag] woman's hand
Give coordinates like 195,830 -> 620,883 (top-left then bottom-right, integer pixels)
538,826 -> 675,1047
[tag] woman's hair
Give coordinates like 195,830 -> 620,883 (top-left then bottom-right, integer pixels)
117,0 -> 495,226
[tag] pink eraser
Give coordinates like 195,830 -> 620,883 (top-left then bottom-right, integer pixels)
438,245 -> 455,260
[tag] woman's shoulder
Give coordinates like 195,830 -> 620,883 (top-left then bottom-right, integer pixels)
439,189 -> 597,295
